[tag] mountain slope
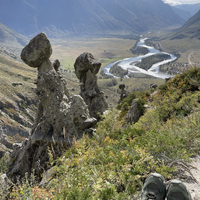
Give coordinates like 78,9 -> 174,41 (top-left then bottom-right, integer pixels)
0,53 -> 37,138
37,0 -> 131,37
0,0 -> 39,36
94,0 -> 143,32
172,6 -> 192,21
0,0 -> 185,37
171,10 -> 200,40
0,22 -> 28,47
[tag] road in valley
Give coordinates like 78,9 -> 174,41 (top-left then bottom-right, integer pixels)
188,52 -> 195,67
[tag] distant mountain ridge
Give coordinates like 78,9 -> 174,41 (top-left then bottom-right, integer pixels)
0,0 -> 185,37
172,6 -> 192,21
0,22 -> 28,47
172,3 -> 200,21
171,9 -> 200,40
174,3 -> 200,16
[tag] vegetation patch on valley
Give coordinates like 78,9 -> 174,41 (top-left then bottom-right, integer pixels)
109,63 -> 128,78
144,39 -> 161,51
130,46 -> 150,55
135,53 -> 171,71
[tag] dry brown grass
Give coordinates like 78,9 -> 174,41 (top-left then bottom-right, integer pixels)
0,54 -> 37,102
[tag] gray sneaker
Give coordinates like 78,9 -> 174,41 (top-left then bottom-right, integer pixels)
141,173 -> 166,200
166,180 -> 192,200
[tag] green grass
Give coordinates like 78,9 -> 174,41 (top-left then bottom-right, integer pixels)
100,57 -> 125,68
97,77 -> 165,108
5,68 -> 200,200
60,57 -> 75,71
51,37 -> 137,72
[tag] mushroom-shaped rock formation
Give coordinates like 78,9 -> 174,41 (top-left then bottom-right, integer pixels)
21,32 -> 52,68
118,84 -> 128,104
6,33 -> 97,183
53,59 -> 60,72
150,83 -> 158,90
74,52 -> 108,120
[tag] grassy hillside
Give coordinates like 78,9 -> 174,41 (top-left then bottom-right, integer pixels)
2,67 -> 200,199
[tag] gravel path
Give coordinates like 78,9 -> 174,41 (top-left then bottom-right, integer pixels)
183,155 -> 200,200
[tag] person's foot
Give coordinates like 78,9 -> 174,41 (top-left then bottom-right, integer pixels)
141,173 -> 166,200
166,180 -> 192,200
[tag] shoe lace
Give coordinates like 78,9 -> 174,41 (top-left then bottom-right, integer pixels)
145,192 -> 156,200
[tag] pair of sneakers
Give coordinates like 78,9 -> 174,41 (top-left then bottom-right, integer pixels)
141,173 -> 192,200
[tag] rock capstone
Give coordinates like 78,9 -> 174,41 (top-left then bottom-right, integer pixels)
118,84 -> 128,104
21,33 -> 52,68
53,59 -> 60,72
74,52 -> 108,120
150,83 -> 158,90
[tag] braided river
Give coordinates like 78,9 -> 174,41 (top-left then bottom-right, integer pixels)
103,38 -> 177,79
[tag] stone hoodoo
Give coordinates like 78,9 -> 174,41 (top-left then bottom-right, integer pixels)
150,83 -> 158,90
6,33 -> 96,183
53,59 -> 60,72
74,52 -> 108,120
118,84 -> 128,104
125,99 -> 144,124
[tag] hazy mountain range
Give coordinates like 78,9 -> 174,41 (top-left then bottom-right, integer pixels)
0,0 -> 185,37
0,22 -> 28,46
171,9 -> 200,40
174,3 -> 200,16
172,3 -> 200,21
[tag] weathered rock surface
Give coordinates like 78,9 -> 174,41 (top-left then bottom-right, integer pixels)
74,52 -> 108,120
125,99 -> 144,124
6,33 -> 96,183
118,84 -> 128,104
21,33 -> 52,68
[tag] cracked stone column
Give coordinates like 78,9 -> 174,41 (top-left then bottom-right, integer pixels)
118,84 -> 128,104
74,52 -> 108,120
6,33 -> 97,183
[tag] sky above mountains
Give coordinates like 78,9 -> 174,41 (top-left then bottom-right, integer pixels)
163,0 -> 200,5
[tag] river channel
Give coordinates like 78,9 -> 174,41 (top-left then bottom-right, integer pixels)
103,38 -> 177,79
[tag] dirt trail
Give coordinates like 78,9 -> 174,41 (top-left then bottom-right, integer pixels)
188,52 -> 195,67
183,155 -> 200,200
